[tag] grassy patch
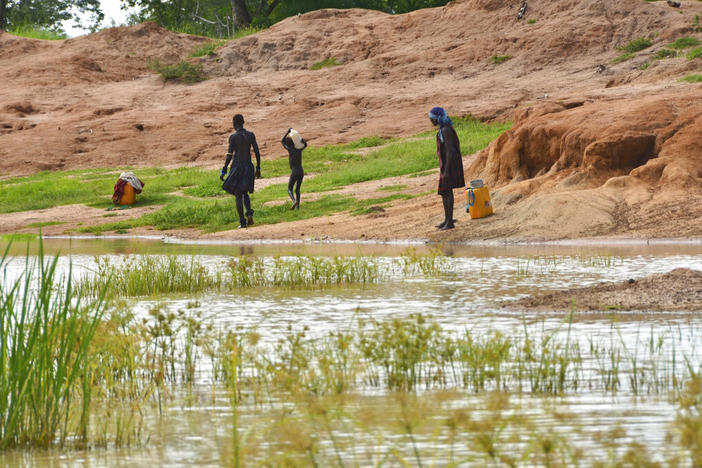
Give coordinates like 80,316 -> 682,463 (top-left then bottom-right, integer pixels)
653,48 -> 677,60
190,40 -> 225,57
621,38 -> 653,53
378,184 -> 408,192
409,170 -> 435,178
490,55 -> 512,64
7,25 -> 67,40
148,59 -> 207,83
350,194 -> 414,215
669,37 -> 701,49
527,18 -> 537,24
6,118 -> 510,234
232,25 -> 262,39
26,221 -> 66,228
342,136 -> 392,149
0,167 -> 209,214
310,57 -> 340,70
612,52 -> 634,64
681,74 -> 702,82
687,47 -> 702,60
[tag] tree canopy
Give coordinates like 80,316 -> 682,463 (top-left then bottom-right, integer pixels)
0,0 -> 103,33
122,0 -> 451,37
0,0 -> 450,38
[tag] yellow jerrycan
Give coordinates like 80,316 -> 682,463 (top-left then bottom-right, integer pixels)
466,179 -> 493,219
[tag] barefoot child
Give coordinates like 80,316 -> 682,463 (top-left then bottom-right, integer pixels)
221,113 -> 262,228
281,128 -> 307,209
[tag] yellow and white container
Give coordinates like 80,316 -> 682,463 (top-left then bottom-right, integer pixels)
466,180 -> 493,219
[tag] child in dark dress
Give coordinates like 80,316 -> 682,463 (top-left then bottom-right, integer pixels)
221,114 -> 262,228
428,107 -> 465,230
281,128 -> 307,210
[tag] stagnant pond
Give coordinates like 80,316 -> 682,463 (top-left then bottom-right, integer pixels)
2,237 -> 702,466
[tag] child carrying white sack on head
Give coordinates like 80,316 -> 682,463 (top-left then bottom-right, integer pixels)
281,128 -> 307,209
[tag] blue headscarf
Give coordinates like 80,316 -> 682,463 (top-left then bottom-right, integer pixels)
429,107 -> 453,143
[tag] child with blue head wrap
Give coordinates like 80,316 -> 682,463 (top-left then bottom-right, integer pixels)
429,107 -> 465,230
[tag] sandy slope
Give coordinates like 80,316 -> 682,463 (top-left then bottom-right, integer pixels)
1,0 -> 701,241
504,268 -> 702,312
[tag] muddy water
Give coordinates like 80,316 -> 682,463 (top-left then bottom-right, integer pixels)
3,237 -> 702,466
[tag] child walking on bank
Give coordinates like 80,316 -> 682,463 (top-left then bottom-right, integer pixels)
281,128 -> 307,209
220,113 -> 262,228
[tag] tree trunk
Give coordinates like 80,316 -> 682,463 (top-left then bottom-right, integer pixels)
256,0 -> 279,17
230,0 -> 252,29
0,0 -> 7,31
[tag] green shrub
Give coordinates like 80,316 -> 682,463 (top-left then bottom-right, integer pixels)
527,19 -> 536,24
190,40 -> 225,57
681,74 -> 702,83
612,52 -> 634,64
687,47 -> 702,60
621,38 -> 653,53
669,37 -> 701,49
7,25 -> 67,40
148,60 -> 207,84
653,48 -> 677,60
310,58 -> 340,70
232,25 -> 261,39
490,55 -> 512,64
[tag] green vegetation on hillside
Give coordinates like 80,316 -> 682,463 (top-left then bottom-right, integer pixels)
621,38 -> 653,53
190,40 -> 225,57
612,37 -> 655,64
490,55 -> 512,65
310,57 -> 340,70
148,59 -> 208,83
7,25 -> 68,40
1,118 -> 511,234
669,37 -> 701,50
688,47 -> 702,60
681,74 -> 702,83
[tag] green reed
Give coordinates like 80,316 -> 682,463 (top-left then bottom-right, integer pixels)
77,251 -> 451,297
0,243 -> 107,448
78,255 -> 222,297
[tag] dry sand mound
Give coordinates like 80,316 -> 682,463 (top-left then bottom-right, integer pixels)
505,268 -> 702,312
1,0 -> 701,240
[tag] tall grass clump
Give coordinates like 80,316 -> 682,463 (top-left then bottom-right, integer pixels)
670,37 -> 701,49
653,48 -> 677,60
0,243 -> 107,448
227,255 -> 382,288
78,255 -> 222,297
490,55 -> 512,64
687,47 -> 702,60
190,40 -> 225,57
611,52 -> 634,64
8,25 -> 67,40
310,58 -> 339,70
621,38 -> 653,53
681,74 -> 702,83
77,252 -> 451,297
148,59 -> 207,84
400,246 -> 449,276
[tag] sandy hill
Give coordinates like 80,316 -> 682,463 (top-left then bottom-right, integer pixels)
1,0 -> 701,241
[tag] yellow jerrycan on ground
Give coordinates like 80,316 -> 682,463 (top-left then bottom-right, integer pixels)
466,179 -> 493,219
